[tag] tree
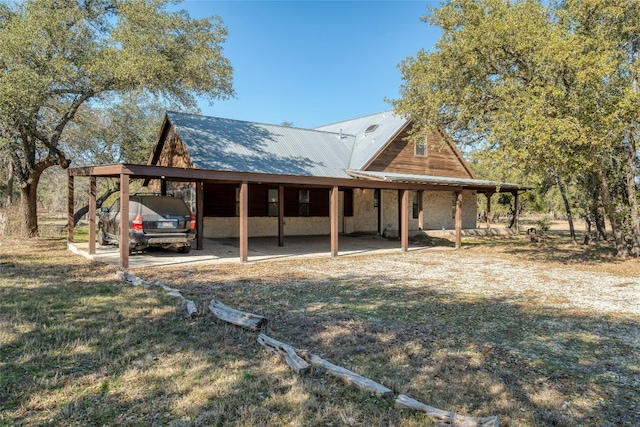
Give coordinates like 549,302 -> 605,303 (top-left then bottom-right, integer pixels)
392,0 -> 640,258
0,0 -> 234,237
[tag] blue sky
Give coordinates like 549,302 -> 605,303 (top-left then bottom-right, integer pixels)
181,1 -> 441,128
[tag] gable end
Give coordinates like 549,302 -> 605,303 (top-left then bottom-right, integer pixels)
364,125 -> 475,179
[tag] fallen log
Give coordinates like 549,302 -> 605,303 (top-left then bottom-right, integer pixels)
185,300 -> 198,317
152,280 -> 178,292
257,334 -> 310,374
303,352 -> 393,397
395,394 -> 499,427
208,299 -> 267,331
117,271 -> 150,287
116,273 -> 197,316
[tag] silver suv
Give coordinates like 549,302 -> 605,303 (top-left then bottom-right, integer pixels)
98,194 -> 196,253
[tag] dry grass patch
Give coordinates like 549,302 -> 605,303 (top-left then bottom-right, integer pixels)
1,233 -> 639,426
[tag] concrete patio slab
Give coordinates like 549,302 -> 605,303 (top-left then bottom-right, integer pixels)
68,234 -> 454,268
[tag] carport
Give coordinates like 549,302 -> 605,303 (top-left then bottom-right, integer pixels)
68,163 -> 526,268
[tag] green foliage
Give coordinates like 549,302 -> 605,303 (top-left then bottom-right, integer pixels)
0,0 -> 234,235
536,216 -> 552,232
393,0 -> 640,256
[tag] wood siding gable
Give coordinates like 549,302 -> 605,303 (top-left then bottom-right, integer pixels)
150,119 -> 195,169
364,125 -> 475,179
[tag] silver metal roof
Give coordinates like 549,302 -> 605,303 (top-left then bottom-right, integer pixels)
167,111 -> 354,178
346,170 -> 529,191
165,111 -> 528,192
314,111 -> 409,170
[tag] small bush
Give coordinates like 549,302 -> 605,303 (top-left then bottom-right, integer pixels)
536,216 -> 552,232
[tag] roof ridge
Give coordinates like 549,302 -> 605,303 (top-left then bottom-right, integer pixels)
167,110 -> 358,137
313,110 -> 395,129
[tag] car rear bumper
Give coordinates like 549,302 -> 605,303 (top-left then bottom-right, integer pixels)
129,231 -> 196,247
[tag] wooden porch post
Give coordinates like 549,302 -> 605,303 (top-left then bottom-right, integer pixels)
67,174 -> 74,243
196,181 -> 203,250
239,181 -> 248,262
330,185 -> 339,257
88,176 -> 96,254
397,189 -> 402,238
417,190 -> 424,230
160,178 -> 167,196
278,184 -> 284,247
119,173 -> 130,269
455,191 -> 462,249
486,191 -> 494,230
401,189 -> 409,252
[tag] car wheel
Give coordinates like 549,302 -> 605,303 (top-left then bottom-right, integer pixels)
178,245 -> 191,254
98,228 -> 108,246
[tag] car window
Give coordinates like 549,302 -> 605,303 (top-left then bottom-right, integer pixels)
138,197 -> 191,215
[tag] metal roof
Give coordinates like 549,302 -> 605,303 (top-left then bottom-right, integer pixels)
167,111 -> 354,178
163,111 -> 528,192
346,170 -> 530,191
313,111 -> 409,170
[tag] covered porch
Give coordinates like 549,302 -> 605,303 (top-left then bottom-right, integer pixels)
67,164 -> 526,268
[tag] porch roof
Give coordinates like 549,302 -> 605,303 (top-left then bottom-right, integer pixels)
68,163 -> 529,193
346,170 -> 530,192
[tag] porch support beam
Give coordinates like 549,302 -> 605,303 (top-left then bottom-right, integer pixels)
330,185 -> 339,257
278,184 -> 284,247
160,178 -> 167,196
119,173 -> 130,268
417,190 -> 424,230
455,191 -> 462,249
397,190 -> 402,238
89,176 -> 96,254
401,189 -> 409,252
67,174 -> 74,243
239,181 -> 249,262
196,181 -> 203,250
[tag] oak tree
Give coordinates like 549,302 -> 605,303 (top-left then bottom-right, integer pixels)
393,0 -> 640,257
0,0 -> 233,236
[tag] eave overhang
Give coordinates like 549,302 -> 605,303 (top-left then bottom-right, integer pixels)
346,170 -> 530,193
69,164 -> 530,193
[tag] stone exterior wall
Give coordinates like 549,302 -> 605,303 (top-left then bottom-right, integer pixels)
421,190 -> 477,231
203,216 -> 331,238
353,189 -> 378,233
200,189 -> 478,239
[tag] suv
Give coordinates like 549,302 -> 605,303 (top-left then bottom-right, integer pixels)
98,194 -> 196,253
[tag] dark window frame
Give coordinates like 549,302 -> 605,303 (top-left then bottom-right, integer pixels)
299,189 -> 310,217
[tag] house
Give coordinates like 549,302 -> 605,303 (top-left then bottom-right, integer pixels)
67,110 -> 526,267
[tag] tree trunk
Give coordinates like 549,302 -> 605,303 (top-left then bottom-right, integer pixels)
20,180 -> 39,238
70,187 -> 118,227
555,173 -> 576,243
625,130 -> 640,256
6,160 -> 14,206
597,167 -> 628,258
594,207 -> 607,241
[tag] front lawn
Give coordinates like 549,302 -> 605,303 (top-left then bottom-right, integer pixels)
1,234 -> 638,426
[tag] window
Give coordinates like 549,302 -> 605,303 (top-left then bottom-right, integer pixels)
235,187 -> 240,216
268,188 -> 279,217
415,136 -> 427,156
364,124 -> 378,134
299,189 -> 309,216
412,191 -> 421,219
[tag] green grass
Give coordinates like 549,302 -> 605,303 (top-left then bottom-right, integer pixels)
1,234 -> 638,426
